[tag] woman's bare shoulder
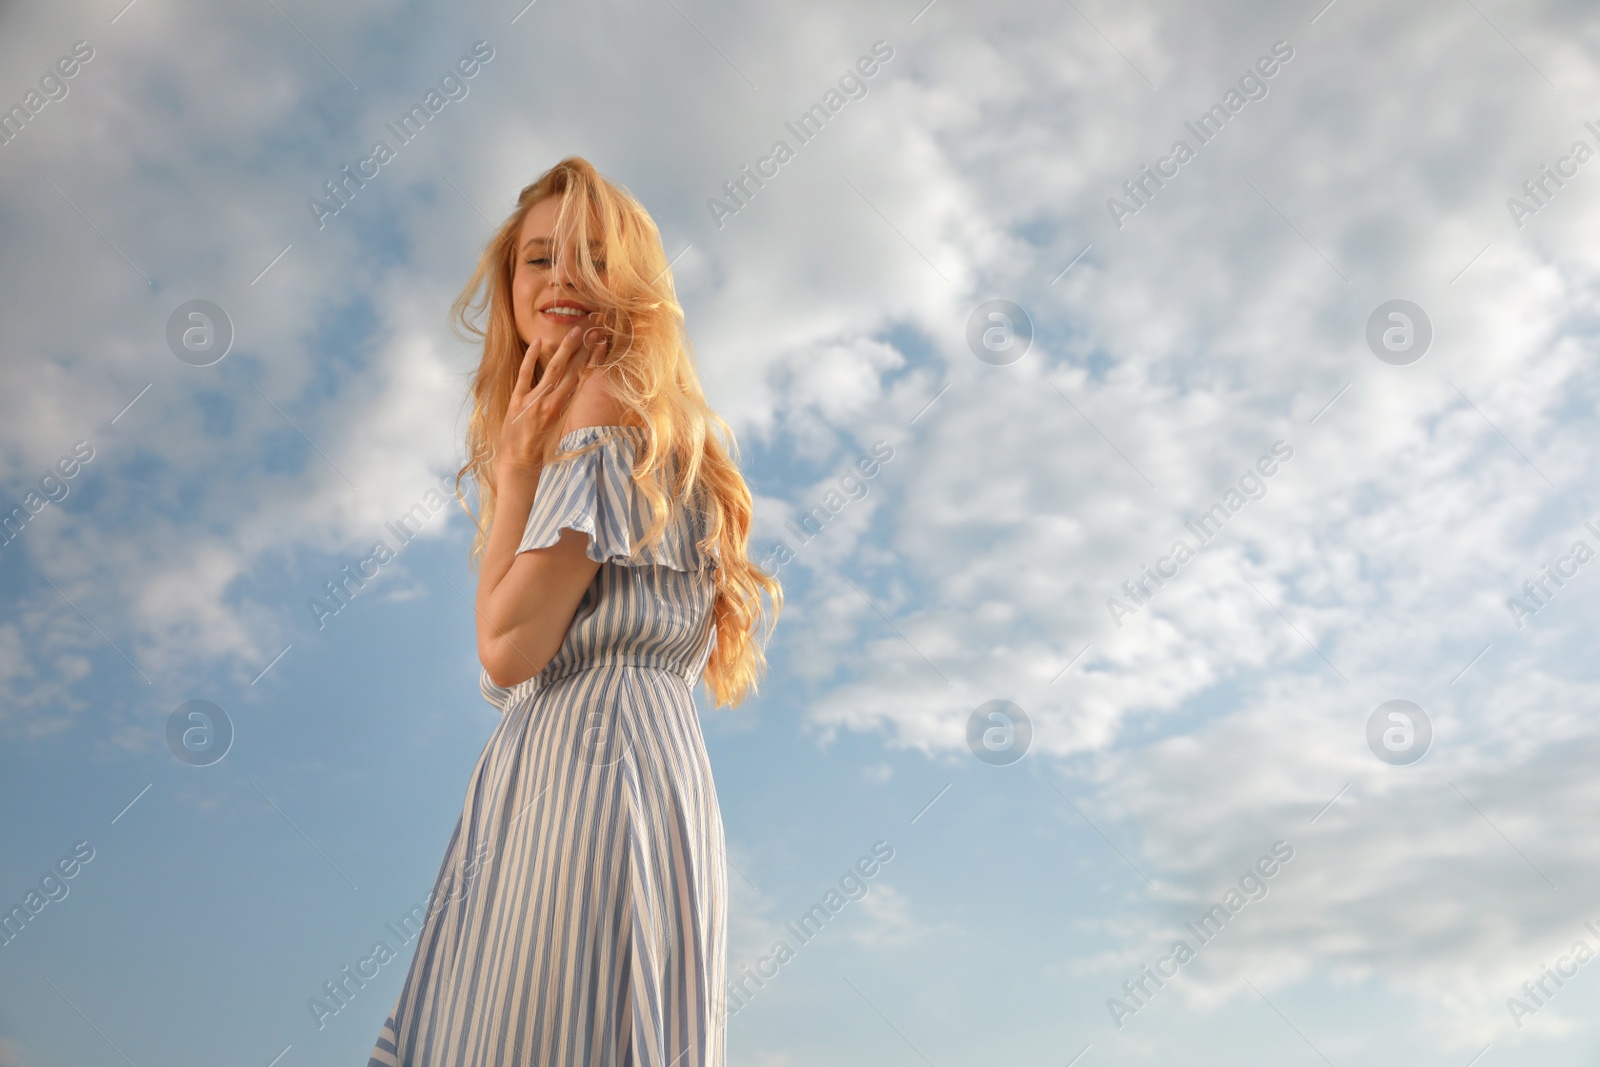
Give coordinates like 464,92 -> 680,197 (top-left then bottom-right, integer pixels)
561,365 -> 635,434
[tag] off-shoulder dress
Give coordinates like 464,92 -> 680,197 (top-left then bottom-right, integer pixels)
368,424 -> 727,1067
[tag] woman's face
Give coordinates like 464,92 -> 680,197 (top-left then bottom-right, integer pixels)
511,196 -> 608,375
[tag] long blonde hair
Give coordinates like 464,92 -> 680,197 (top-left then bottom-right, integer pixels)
450,156 -> 782,709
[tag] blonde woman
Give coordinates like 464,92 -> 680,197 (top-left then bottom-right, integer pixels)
369,157 -> 781,1067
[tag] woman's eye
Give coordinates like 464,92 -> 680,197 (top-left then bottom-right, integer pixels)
522,255 -> 604,271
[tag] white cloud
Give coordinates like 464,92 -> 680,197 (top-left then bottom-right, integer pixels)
849,881 -> 926,949
6,0 -> 1600,1054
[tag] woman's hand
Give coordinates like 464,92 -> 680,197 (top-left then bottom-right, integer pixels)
477,315 -> 612,688
496,318 -> 610,479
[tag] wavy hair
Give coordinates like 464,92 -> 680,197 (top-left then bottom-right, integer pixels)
449,156 -> 781,709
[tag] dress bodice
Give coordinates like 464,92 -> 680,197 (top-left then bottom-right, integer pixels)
478,424 -> 719,712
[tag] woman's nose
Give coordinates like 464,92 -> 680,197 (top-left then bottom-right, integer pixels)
551,248 -> 576,287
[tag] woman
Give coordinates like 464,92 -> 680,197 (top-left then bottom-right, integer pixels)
368,157 -> 782,1067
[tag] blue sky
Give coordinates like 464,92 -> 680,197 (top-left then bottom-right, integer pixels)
5,0 -> 1600,1064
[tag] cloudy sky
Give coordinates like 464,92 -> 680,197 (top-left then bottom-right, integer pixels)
3,0 -> 1600,1063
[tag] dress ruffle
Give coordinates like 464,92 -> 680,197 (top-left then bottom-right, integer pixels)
518,424 -> 714,572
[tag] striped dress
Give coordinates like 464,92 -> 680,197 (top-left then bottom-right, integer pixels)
368,424 -> 727,1067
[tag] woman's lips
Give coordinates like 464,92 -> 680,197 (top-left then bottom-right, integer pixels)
539,306 -> 596,326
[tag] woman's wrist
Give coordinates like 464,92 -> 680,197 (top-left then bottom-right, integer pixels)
494,453 -> 540,491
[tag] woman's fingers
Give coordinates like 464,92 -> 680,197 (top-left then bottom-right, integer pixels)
540,338 -> 592,412
504,339 -> 542,429
509,319 -> 610,447
550,338 -> 602,407
511,338 -> 541,401
549,315 -> 609,375
544,323 -> 589,380
581,314 -> 609,351
524,324 -> 588,403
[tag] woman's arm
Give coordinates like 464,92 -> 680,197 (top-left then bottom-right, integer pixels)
475,324 -> 623,689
